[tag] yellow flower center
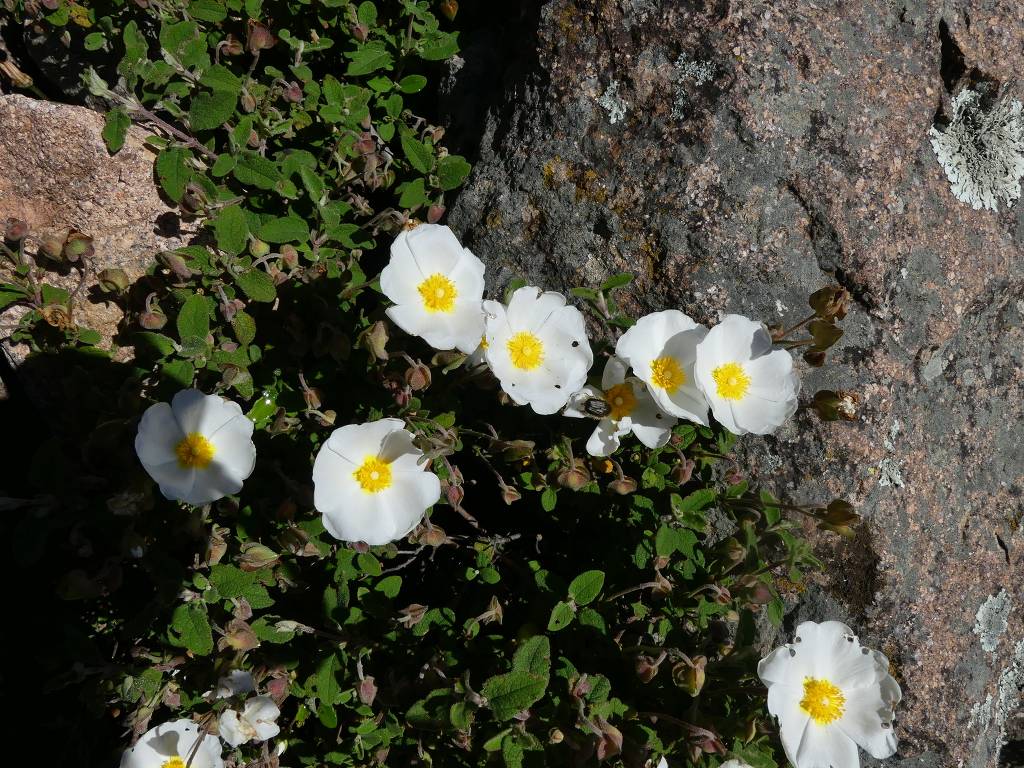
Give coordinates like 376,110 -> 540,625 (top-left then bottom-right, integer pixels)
711,362 -> 751,400
174,433 -> 216,469
507,331 -> 544,370
800,677 -> 846,725
162,759 -> 186,768
479,335 -> 489,350
650,356 -> 685,392
353,455 -> 393,493
417,273 -> 458,313
604,383 -> 636,421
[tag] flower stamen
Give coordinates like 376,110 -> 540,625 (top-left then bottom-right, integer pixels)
417,273 -> 458,313
800,677 -> 846,725
604,382 -> 636,420
712,362 -> 751,400
650,356 -> 685,392
174,433 -> 216,469
162,759 -> 187,768
353,456 -> 393,494
507,331 -> 544,370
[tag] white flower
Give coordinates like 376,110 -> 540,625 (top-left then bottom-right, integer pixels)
120,719 -> 223,768
615,310 -> 709,424
693,314 -> 799,435
380,224 -> 486,354
219,695 -> 281,747
482,286 -> 593,414
214,669 -> 255,699
566,356 -> 676,456
656,759 -> 668,768
720,761 -> 754,768
758,620 -> 901,768
312,418 -> 441,545
135,389 -> 256,505
929,87 -> 1024,211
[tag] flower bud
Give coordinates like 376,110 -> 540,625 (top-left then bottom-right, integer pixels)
217,618 -> 259,651
358,320 -> 389,362
246,20 -> 277,53
634,654 -> 661,683
238,541 -> 280,571
139,309 -> 167,330
809,285 -> 850,320
557,462 -> 590,491
4,218 -> 28,242
439,0 -> 458,20
803,349 -> 827,367
358,676 -> 378,706
97,267 -> 130,293
607,476 -> 637,495
222,34 -> 244,56
282,81 -> 303,103
62,230 -> 95,264
445,484 -> 463,507
37,233 -> 66,263
405,360 -> 432,391
427,204 -> 445,224
280,244 -> 299,267
249,237 -> 271,258
673,655 -> 706,696
351,23 -> 370,42
500,484 -> 521,505
671,457 -> 695,485
240,90 -> 257,113
156,250 -> 195,280
548,729 -> 564,744
398,603 -> 427,628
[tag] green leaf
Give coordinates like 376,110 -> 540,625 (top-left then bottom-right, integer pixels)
512,635 -> 551,678
235,268 -> 277,303
189,89 -> 238,131
209,564 -> 274,608
161,359 -> 195,387
102,108 -> 131,154
673,488 -> 716,517
258,215 -> 310,243
568,570 -> 605,605
346,42 -> 393,76
356,0 -> 377,25
482,670 -> 547,721
199,63 -> 241,94
398,74 -> 428,93
189,0 -> 227,23
316,652 -> 342,705
213,204 -> 248,256
169,603 -> 213,655
547,600 -> 575,632
135,332 -> 177,358
600,272 -> 634,291
436,154 -> 471,190
232,311 -> 256,346
400,130 -> 433,173
156,147 -> 190,202
233,152 -> 282,190
397,178 -> 428,209
419,31 -> 459,61
540,486 -> 557,512
176,293 -> 211,340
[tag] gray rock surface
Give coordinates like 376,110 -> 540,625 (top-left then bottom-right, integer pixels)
445,1 -> 1024,765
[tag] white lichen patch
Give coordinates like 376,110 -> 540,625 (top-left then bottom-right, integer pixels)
672,54 -> 715,119
929,88 -> 1024,211
598,81 -> 628,125
974,589 -> 1012,653
877,457 -> 905,488
969,637 -> 1024,751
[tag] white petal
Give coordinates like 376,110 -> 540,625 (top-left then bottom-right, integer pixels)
377,472 -> 440,541
403,223 -> 465,275
244,695 -> 280,723
135,402 -> 185,467
186,464 -> 246,505
601,356 -> 628,388
586,420 -> 625,456
312,441 -> 361,516
218,710 -> 247,747
125,720 -> 222,768
768,682 -> 811,768
323,419 -> 404,465
446,248 -> 486,301
838,683 -> 899,759
207,415 -> 256,485
378,426 -> 429,474
794,722 -> 859,768
727,396 -> 794,435
171,390 -> 243,437
253,719 -> 281,741
628,394 -> 675,449
506,286 -> 565,330
792,620 -> 858,679
321,491 -> 397,545
144,461 -> 197,505
380,232 -> 425,305
564,385 -> 603,418
215,670 -> 255,699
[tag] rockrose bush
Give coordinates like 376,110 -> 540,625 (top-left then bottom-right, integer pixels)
1,2 -> 893,768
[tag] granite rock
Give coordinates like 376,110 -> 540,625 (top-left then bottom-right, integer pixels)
0,93 -> 195,371
445,1 -> 1024,765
